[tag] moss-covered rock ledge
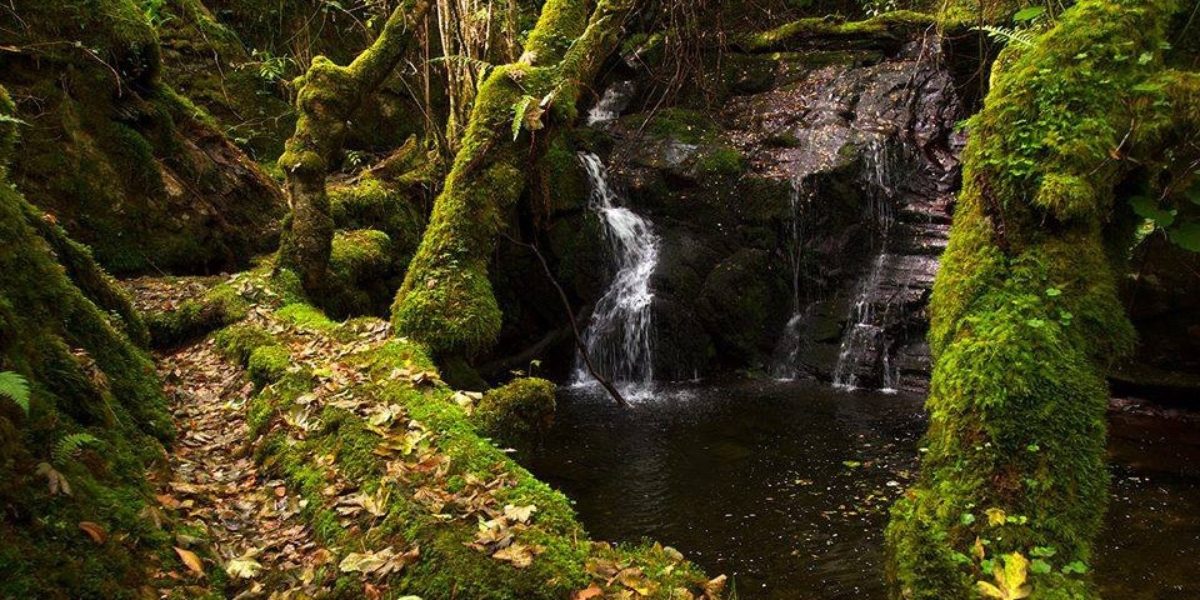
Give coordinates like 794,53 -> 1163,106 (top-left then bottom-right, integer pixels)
192,271 -> 725,599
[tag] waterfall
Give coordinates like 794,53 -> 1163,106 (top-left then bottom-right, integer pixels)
586,81 -> 636,126
770,177 -> 810,380
832,140 -> 904,392
572,152 -> 660,394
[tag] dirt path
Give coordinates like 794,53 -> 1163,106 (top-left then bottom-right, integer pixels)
129,278 -> 333,597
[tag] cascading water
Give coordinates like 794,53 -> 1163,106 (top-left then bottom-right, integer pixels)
831,140 -> 912,393
586,81 -> 636,126
572,152 -> 660,395
770,177 -> 811,380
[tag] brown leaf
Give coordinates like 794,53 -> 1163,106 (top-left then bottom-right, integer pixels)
704,574 -> 727,599
36,462 -> 71,496
78,522 -> 106,544
573,583 -> 604,600
175,547 -> 205,576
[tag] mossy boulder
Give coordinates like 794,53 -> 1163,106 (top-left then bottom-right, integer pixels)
208,291 -> 720,599
474,377 -> 557,447
144,282 -> 251,348
1,0 -> 286,275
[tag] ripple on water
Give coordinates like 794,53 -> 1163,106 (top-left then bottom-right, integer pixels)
528,381 -> 1200,600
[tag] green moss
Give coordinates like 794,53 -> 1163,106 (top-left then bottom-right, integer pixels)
144,282 -> 250,348
0,0 -> 284,274
740,10 -> 937,52
884,0 -> 1193,598
214,323 -> 276,363
329,176 -> 426,257
473,378 -> 557,449
248,345 -> 291,387
695,146 -> 746,178
0,86 -> 178,598
235,308 -> 714,599
625,108 -> 719,145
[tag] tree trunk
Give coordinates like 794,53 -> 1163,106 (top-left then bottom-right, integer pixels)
390,0 -> 635,357
885,0 -> 1197,598
276,0 -> 431,296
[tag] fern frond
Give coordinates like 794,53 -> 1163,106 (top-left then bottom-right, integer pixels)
54,433 -> 101,464
512,95 -> 536,141
974,25 -> 1036,48
0,371 -> 30,415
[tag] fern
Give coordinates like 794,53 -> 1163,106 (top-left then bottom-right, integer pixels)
54,433 -> 101,464
974,25 -> 1036,48
0,371 -> 30,415
512,95 -> 537,141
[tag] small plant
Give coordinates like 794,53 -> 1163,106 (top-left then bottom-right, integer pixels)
141,0 -> 173,27
344,150 -> 370,169
860,0 -> 898,17
0,371 -> 30,415
54,433 -> 102,464
250,50 -> 295,85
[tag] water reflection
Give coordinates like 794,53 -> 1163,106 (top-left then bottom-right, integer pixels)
528,382 -> 1200,600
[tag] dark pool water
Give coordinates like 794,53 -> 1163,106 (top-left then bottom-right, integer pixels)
526,381 -> 1200,600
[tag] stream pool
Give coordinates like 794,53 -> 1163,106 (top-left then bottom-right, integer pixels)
527,381 -> 1200,600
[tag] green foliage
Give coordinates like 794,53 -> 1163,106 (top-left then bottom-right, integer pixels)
53,433 -> 102,464
0,371 -> 30,415
974,24 -> 1037,47
885,0 -> 1196,598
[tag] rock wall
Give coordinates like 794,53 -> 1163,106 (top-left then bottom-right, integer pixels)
565,25 -> 965,387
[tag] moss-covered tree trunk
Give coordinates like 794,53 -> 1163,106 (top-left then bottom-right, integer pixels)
885,0 -> 1198,598
391,0 -> 635,357
276,0 -> 431,296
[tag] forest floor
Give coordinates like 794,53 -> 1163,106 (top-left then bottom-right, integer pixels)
121,273 -> 720,600
126,277 -> 341,598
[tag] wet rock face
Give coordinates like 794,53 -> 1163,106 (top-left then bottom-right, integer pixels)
588,34 -> 964,386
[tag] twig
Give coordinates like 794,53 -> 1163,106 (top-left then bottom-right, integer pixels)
500,232 -> 629,407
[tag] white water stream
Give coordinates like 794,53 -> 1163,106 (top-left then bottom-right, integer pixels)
572,152 -> 660,396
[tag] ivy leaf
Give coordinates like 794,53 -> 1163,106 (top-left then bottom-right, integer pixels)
1030,559 -> 1053,575
977,552 -> 1032,599
1129,196 -> 1175,228
986,508 -> 1007,527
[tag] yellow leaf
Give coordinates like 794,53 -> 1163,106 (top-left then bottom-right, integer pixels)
503,504 -> 537,524
986,508 -> 1007,527
972,537 -> 986,561
226,555 -> 263,579
976,581 -> 1005,599
175,547 -> 205,576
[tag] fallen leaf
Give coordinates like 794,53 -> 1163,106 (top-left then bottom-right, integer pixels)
226,555 -> 263,579
36,462 -> 71,496
986,508 -> 1007,527
573,583 -> 603,600
704,574 -> 727,599
492,542 -> 543,568
175,547 -> 205,576
503,504 -> 537,524
78,522 -> 106,544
